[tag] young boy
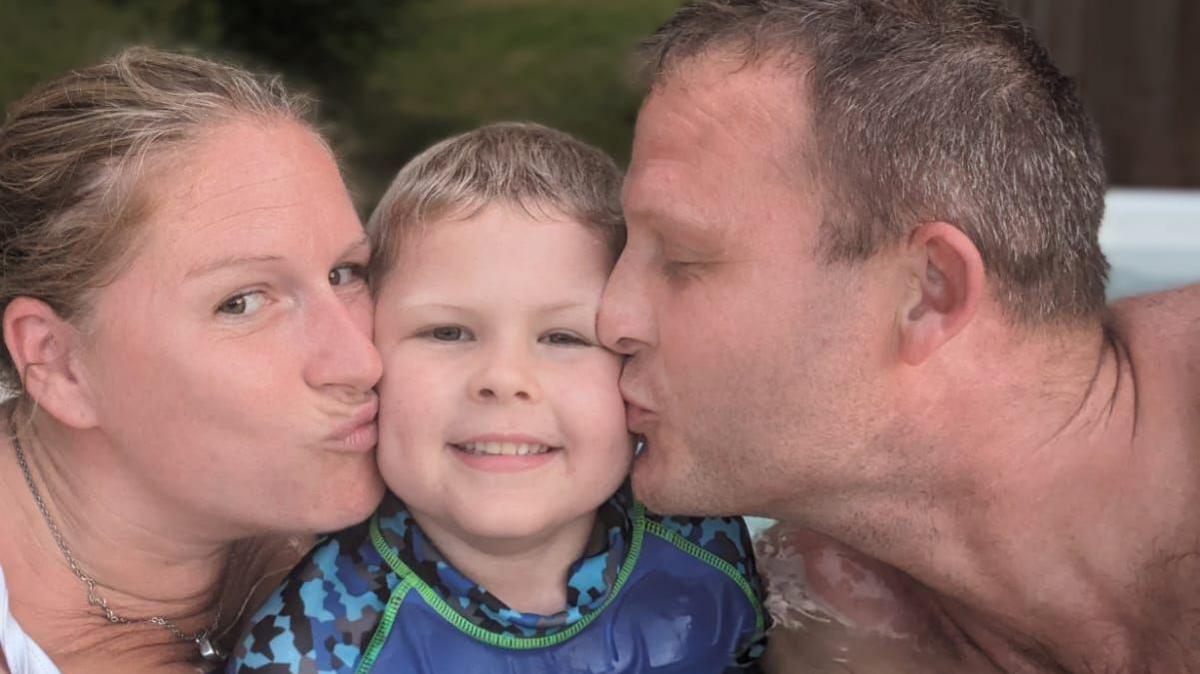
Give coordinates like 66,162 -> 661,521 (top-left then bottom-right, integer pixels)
227,123 -> 769,673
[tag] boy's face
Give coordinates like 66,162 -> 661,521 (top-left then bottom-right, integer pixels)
374,202 -> 632,545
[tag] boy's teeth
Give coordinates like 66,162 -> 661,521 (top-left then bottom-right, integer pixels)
460,442 -> 550,456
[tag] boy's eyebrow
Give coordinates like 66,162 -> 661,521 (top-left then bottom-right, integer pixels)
399,301 -> 592,313
539,301 -> 591,314
400,302 -> 473,312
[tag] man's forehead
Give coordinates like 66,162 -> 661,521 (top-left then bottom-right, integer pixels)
640,54 -> 807,149
626,55 -> 812,224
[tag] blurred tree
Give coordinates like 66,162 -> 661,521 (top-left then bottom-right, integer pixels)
0,0 -> 203,106
0,0 -> 675,208
175,0 -> 397,96
349,0 -> 679,199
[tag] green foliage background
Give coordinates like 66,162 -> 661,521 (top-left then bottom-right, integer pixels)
0,0 -> 681,210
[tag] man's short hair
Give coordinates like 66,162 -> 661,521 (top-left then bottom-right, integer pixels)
367,122 -> 625,285
644,0 -> 1109,325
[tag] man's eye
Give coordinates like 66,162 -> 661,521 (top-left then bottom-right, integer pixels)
541,331 -> 590,347
217,291 -> 267,316
663,260 -> 700,280
424,326 -> 472,342
329,264 -> 367,287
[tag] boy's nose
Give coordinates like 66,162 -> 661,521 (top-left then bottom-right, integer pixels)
469,346 -> 542,404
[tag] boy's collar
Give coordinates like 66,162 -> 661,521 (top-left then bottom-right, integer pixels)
375,485 -> 634,639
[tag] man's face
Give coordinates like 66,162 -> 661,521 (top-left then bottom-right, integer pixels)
599,57 -> 894,518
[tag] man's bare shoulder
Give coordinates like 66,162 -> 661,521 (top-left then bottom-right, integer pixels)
1109,283 -> 1200,416
1110,283 -> 1200,350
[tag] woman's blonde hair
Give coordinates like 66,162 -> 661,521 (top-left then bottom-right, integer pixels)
366,122 -> 625,285
0,46 -> 312,394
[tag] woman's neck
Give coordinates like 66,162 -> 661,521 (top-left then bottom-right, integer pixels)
0,407 -> 233,670
410,508 -> 598,616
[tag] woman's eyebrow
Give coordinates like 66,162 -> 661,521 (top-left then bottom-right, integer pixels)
185,254 -> 284,279
186,236 -> 370,279
339,235 -> 371,259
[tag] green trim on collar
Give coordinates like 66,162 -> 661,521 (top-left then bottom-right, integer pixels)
362,501 -> 647,654
355,574 -> 415,674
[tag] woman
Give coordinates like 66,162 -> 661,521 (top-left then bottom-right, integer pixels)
0,48 -> 386,673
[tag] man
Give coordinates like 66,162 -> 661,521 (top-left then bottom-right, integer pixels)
597,1 -> 1200,672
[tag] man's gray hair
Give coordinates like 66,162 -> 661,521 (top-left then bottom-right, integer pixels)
645,0 -> 1109,325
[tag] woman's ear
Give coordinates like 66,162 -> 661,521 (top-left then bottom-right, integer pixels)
897,222 -> 985,366
4,297 -> 99,428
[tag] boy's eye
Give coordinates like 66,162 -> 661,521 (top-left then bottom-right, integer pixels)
541,331 -> 590,347
424,326 -> 472,342
217,291 -> 267,316
329,264 -> 366,287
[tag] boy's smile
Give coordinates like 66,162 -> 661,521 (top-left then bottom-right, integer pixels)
449,433 -> 561,472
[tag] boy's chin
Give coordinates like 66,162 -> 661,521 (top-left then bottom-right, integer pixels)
446,499 -> 598,547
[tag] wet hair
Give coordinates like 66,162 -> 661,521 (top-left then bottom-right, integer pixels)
644,0 -> 1109,325
366,121 -> 625,285
0,46 -> 312,395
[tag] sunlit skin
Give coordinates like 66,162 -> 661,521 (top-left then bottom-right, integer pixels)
374,203 -> 631,614
0,118 -> 385,673
599,54 -> 1200,672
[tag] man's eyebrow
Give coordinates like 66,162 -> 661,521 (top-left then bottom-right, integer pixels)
185,254 -> 284,279
629,205 -> 725,244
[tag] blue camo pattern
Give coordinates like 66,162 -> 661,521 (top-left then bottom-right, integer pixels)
227,485 -> 768,673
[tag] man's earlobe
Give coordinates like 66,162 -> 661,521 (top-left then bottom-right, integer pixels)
897,222 -> 984,366
3,297 -> 98,428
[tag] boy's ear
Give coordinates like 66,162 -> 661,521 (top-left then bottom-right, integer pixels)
4,297 -> 100,429
896,222 -> 985,366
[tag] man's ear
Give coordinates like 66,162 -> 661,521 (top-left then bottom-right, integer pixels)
897,222 -> 984,366
3,297 -> 99,429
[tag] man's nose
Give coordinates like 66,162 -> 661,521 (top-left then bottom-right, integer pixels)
598,252 -> 653,356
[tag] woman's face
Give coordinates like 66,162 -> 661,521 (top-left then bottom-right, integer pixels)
76,118 -> 384,538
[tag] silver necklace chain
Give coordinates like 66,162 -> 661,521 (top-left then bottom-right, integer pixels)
9,416 -> 225,663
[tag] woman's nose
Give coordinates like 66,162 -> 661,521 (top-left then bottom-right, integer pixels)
304,294 -> 382,396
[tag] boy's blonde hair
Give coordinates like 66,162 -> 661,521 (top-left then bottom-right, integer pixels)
366,122 -> 625,284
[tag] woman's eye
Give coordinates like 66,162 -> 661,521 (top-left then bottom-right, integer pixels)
541,331 -> 590,347
217,291 -> 267,316
424,326 -> 471,342
329,264 -> 367,287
